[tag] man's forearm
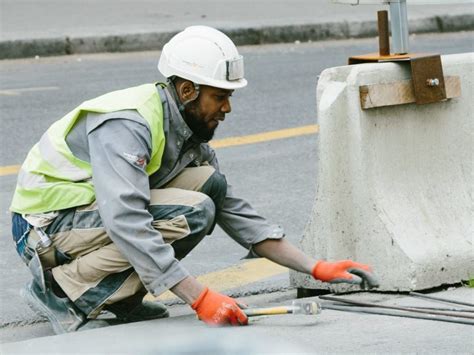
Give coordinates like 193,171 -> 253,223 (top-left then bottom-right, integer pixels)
170,239 -> 316,303
253,238 -> 316,275
170,276 -> 206,304
254,238 -> 379,287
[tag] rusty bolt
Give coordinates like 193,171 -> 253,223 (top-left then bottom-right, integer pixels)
426,78 -> 440,87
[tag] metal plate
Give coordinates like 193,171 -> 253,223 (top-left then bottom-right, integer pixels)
410,55 -> 446,105
349,52 -> 447,105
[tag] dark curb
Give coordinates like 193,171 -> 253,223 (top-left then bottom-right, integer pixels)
1,14 -> 473,60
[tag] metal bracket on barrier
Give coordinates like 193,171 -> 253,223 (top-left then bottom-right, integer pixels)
348,10 -> 461,109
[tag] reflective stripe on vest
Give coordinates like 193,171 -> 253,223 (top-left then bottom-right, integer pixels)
11,83 -> 165,214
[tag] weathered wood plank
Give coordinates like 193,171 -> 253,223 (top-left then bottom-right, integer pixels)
360,76 -> 461,109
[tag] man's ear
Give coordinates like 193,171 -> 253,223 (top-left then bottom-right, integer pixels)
177,80 -> 198,102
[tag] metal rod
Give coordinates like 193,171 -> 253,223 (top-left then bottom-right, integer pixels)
333,303 -> 474,313
408,306 -> 474,313
319,295 -> 474,320
377,10 -> 390,56
324,304 -> 474,326
409,292 -> 474,308
389,0 -> 409,54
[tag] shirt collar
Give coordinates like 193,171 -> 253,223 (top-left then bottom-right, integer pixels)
161,86 -> 194,141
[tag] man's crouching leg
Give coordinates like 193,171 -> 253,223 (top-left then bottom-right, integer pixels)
18,205 -> 168,334
164,166 -> 227,211
51,240 -> 169,326
150,164 -> 226,257
148,187 -> 216,260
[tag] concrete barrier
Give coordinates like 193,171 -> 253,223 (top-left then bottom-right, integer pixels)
290,53 -> 474,292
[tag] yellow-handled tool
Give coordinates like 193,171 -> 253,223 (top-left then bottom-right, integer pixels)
243,301 -> 321,317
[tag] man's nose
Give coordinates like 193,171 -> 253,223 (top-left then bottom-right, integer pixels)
221,99 -> 232,114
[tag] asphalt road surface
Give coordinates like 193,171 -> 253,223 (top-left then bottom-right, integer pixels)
0,32 -> 472,329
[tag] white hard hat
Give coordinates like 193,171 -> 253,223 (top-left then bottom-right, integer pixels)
158,26 -> 247,90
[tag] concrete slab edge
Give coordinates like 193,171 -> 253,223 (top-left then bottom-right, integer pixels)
1,14 -> 473,59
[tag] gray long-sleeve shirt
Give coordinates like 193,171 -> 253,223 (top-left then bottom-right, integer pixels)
62,84 -> 284,296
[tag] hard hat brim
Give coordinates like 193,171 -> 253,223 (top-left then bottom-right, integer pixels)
201,78 -> 248,90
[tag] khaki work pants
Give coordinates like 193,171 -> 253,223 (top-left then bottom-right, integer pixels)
26,166 -> 227,318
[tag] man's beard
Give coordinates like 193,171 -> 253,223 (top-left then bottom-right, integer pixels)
183,101 -> 217,142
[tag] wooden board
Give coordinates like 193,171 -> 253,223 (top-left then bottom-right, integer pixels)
359,76 -> 461,109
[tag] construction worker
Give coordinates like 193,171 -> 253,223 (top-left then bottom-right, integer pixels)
10,26 -> 378,333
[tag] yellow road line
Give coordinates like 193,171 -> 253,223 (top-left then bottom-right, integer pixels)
0,86 -> 59,96
0,124 -> 319,177
210,124 -> 319,149
144,258 -> 288,302
0,165 -> 21,176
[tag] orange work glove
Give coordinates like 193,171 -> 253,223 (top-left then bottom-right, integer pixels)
191,287 -> 248,326
312,260 -> 379,288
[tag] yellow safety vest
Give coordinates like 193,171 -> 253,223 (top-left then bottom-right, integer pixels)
10,83 -> 165,214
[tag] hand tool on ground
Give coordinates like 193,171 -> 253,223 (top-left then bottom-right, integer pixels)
242,301 -> 321,317
319,295 -> 474,326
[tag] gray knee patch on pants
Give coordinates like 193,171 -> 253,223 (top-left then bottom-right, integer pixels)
200,170 -> 227,211
171,196 -> 215,259
196,195 -> 216,235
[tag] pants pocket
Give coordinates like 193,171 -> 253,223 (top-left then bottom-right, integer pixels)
11,213 -> 31,262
